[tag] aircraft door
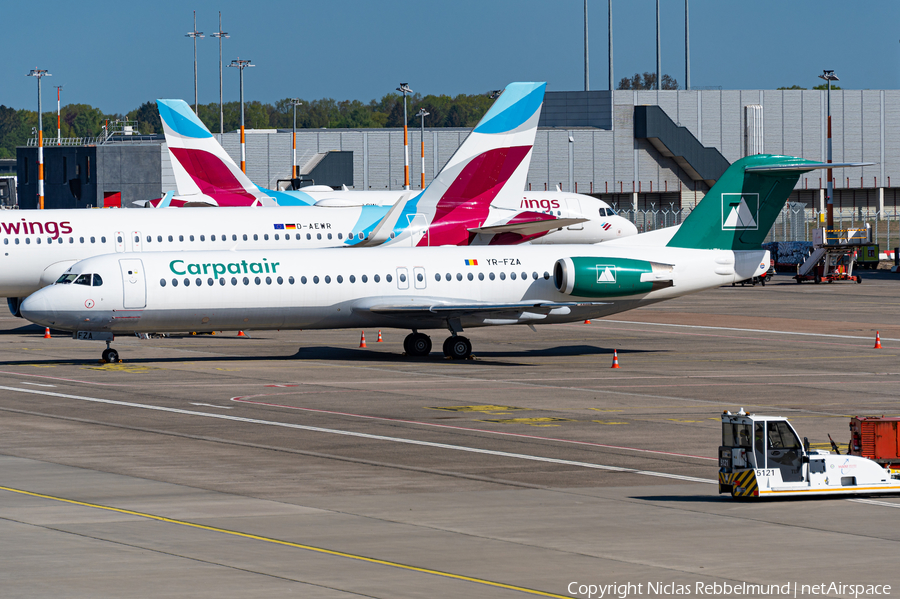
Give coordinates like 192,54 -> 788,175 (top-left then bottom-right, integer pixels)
413,267 -> 426,290
115,231 -> 125,252
396,267 -> 409,290
131,231 -> 142,252
409,214 -> 427,246
565,199 -> 584,230
119,259 -> 146,309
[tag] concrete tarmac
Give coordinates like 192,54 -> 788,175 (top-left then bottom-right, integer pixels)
1,272 -> 899,598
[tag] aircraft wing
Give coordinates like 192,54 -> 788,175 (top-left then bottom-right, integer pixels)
745,162 -> 874,173
361,300 -> 608,320
467,217 -> 588,236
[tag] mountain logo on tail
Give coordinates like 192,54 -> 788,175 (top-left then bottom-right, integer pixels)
596,265 -> 617,283
721,193 -> 759,231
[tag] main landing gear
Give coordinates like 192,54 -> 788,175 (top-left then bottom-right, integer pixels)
101,340 -> 119,363
403,331 -> 473,359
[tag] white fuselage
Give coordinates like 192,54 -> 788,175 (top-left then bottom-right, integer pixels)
0,199 -> 635,301
21,244 -> 767,334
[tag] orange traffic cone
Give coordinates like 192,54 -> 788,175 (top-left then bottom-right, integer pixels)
43,327 -> 51,339
584,319 -> 591,324
237,330 -> 246,337
874,331 -> 882,349
359,331 -> 367,348
610,349 -> 620,368
376,330 -> 383,342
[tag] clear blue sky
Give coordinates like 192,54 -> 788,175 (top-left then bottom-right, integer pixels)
3,0 -> 898,114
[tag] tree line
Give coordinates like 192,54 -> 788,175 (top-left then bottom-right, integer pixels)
0,91 -> 497,159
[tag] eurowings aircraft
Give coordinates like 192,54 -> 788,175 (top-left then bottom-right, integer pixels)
153,95 -> 636,246
23,155 -> 867,362
0,82 -> 634,313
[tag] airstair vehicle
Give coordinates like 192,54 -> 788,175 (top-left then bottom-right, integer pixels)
719,409 -> 900,498
794,226 -> 870,284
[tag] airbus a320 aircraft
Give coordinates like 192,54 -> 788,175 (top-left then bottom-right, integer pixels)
0,82 -> 634,313
153,96 -> 636,247
22,155 -> 865,362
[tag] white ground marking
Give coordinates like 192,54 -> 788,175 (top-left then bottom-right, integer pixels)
848,498 -> 900,508
189,402 -> 233,409
21,382 -> 56,387
0,386 -> 715,485
602,320 -> 896,342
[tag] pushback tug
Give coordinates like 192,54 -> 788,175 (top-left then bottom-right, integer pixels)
719,409 -> 900,499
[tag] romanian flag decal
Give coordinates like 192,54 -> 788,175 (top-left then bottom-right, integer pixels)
465,259 -> 478,266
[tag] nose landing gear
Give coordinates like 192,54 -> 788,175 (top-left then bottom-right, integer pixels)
101,340 -> 119,363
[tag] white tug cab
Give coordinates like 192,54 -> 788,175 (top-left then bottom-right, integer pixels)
719,409 -> 900,499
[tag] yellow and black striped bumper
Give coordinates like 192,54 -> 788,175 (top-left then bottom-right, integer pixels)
727,469 -> 759,498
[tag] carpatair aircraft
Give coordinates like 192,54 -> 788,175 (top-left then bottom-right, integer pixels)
0,82 -> 635,314
23,155 -> 867,364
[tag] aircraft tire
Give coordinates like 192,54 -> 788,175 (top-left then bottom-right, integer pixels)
444,336 -> 472,360
102,348 -> 119,363
405,333 -> 431,357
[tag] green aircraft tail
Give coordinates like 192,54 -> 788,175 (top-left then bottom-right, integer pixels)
667,154 -> 822,251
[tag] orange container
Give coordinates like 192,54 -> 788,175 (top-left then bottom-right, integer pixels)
849,417 -> 900,466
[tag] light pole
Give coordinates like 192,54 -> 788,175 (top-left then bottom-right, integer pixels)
656,0 -> 661,90
55,85 -> 63,145
186,11 -> 204,115
210,12 -> 229,135
819,69 -> 839,229
290,98 -> 302,179
584,0 -> 589,91
396,83 -> 412,190
228,58 -> 254,173
27,68 -> 51,210
416,108 -> 429,188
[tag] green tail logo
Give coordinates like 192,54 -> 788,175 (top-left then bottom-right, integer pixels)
667,155 -> 821,251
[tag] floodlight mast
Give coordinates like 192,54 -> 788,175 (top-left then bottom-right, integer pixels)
396,83 -> 412,190
210,12 -> 229,135
186,11 -> 204,115
55,85 -> 63,146
27,68 -> 51,210
819,69 -> 839,229
416,108 -> 429,188
229,58 -> 255,173
290,99 -> 302,179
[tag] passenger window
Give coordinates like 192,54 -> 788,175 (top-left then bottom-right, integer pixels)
386,274 -> 392,282
184,278 -> 190,287
90,237 -> 95,244
361,275 -> 368,283
211,235 -> 216,241
277,276 -> 283,284
349,275 -> 355,283
307,233 -> 311,240
117,235 -> 122,243
434,273 -> 441,281
172,278 -> 178,287
336,275 -> 343,283
100,236 -> 106,243
532,272 -> 538,279
399,273 -> 407,283
25,238 -> 30,245
231,277 -> 238,286
219,278 -> 226,286
265,276 -> 271,285
274,234 -> 279,240
374,274 -> 380,283
243,234 -> 248,241
543,271 -> 550,279
500,272 -> 506,280
74,274 -> 90,286
521,272 -> 527,280
317,233 -> 322,240
510,272 -> 517,280
327,233 -> 332,240
160,279 -> 166,287
36,238 -> 41,244
264,234 -> 268,241
295,233 -> 301,240
489,272 -> 495,280
195,278 -> 201,286
92,274 -> 103,286
168,235 -> 173,242
445,273 -> 451,281
253,234 -> 258,241
15,238 -> 19,245
190,235 -> 195,242
289,276 -> 295,284
478,273 -> 484,281
358,232 -> 364,240
301,276 -> 307,284
179,235 -> 184,242
315,276 -> 321,284
207,278 -> 213,286
242,277 -> 249,285
200,235 -> 205,241
254,276 -> 261,285
456,273 -> 462,281
467,273 -> 473,281
232,234 -> 237,241
337,233 -> 342,240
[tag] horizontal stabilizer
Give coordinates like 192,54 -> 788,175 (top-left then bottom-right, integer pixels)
745,162 -> 874,173
468,218 -> 588,236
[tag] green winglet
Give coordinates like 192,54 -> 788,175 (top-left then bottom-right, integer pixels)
667,155 -> 821,250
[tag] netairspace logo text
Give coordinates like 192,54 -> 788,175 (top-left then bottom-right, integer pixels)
566,581 -> 892,598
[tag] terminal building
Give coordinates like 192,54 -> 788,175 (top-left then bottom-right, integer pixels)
15,89 -> 900,217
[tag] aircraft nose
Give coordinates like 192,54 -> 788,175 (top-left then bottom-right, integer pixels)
622,217 -> 639,236
20,291 -> 55,326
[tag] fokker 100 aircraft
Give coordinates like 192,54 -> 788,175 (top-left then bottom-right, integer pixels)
22,155 -> 867,362
0,82 -> 635,314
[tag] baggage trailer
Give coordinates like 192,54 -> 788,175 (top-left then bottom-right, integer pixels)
719,409 -> 900,498
849,416 -> 900,472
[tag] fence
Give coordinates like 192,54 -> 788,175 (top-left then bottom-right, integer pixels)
616,201 -> 900,253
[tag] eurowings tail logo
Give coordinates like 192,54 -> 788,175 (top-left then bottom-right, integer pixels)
596,265 -> 616,283
722,193 -> 759,230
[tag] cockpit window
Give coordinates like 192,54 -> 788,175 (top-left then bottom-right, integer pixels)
74,274 -> 92,286
92,274 -> 103,287
56,273 -> 78,284
600,207 -> 616,216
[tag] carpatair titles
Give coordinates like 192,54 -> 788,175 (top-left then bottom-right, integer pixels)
170,258 -> 281,279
